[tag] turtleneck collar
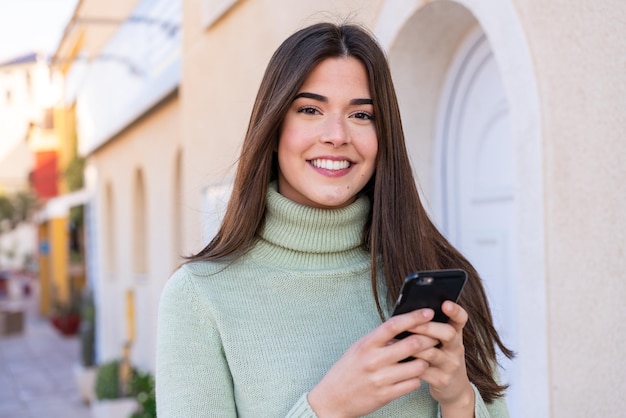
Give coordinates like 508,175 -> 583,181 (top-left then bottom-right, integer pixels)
250,183 -> 371,271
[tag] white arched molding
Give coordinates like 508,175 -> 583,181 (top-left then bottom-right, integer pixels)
172,149 -> 184,269
133,168 -> 148,279
374,1 -> 548,417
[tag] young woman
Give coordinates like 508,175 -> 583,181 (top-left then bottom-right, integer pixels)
156,22 -> 512,417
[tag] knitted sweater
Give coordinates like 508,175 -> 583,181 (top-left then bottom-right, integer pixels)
156,185 -> 509,417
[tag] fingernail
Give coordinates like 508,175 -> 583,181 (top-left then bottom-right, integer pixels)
422,308 -> 434,318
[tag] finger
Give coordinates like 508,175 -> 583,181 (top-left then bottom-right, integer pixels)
345,359 -> 427,401
392,377 -> 422,399
364,357 -> 429,388
414,348 -> 465,390
373,309 -> 435,346
413,346 -> 443,368
386,358 -> 430,384
387,333 -> 439,363
411,321 -> 454,344
441,301 -> 468,333
386,375 -> 424,400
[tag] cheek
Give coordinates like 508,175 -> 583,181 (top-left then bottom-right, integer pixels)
362,138 -> 378,181
278,123 -> 302,152
276,129 -> 292,162
363,136 -> 378,167
370,140 -> 379,160
276,130 -> 302,178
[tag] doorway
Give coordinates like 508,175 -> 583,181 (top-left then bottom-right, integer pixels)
435,26 -> 519,414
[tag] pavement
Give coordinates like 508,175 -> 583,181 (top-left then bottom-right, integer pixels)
0,279 -> 91,418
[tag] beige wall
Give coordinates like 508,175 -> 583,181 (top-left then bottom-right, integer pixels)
514,0 -> 626,416
91,94 -> 181,369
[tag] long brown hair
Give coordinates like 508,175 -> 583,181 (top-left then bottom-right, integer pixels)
188,22 -> 513,402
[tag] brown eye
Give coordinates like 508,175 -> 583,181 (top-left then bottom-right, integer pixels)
352,111 -> 374,121
297,106 -> 320,115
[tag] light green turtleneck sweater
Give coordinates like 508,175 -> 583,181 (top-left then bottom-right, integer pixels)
156,185 -> 508,417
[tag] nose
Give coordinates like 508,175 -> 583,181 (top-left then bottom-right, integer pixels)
321,115 -> 349,147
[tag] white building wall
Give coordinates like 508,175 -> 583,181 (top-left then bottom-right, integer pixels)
0,223 -> 37,271
68,0 -> 182,372
76,0 -> 181,155
89,95 -> 180,370
0,58 -> 52,192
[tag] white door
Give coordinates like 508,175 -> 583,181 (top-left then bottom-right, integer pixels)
435,27 -> 519,415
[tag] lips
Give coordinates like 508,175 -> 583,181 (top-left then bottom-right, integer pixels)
309,158 -> 351,170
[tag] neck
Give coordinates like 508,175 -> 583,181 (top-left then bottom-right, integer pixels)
250,183 -> 371,270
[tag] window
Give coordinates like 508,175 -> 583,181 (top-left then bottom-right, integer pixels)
132,169 -> 147,275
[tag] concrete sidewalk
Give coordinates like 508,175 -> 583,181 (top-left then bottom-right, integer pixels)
0,287 -> 91,418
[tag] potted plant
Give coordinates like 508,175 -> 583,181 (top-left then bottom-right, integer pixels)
91,357 -> 139,418
129,370 -> 156,418
49,282 -> 82,336
73,289 -> 98,404
49,299 -> 81,336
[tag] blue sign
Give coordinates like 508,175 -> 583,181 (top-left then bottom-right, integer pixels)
39,240 -> 50,255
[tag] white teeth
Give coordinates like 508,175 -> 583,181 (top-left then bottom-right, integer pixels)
310,159 -> 350,170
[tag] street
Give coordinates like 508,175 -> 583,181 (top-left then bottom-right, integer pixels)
0,278 -> 90,418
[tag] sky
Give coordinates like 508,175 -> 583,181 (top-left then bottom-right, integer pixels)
0,0 -> 79,63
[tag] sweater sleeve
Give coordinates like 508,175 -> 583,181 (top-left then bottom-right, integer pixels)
285,392 -> 318,417
287,386 -> 509,418
436,383 -> 510,418
473,383 -> 510,418
156,267 -> 237,418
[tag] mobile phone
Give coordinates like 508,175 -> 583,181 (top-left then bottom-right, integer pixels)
391,269 -> 467,340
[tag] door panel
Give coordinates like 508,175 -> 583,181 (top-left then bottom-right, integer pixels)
437,27 -> 519,415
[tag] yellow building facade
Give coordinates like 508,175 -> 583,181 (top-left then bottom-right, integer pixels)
32,104 -> 86,317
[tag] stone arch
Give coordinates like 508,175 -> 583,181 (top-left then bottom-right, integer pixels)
374,1 -> 547,416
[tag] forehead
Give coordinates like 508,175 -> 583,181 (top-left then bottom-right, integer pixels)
298,57 -> 371,95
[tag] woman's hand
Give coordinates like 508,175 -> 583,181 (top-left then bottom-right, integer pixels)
307,308 -> 439,418
412,301 -> 475,417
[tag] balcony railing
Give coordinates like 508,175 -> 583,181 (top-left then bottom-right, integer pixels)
74,0 -> 181,155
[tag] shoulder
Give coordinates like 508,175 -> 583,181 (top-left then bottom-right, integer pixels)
160,260 -> 229,304
158,260 -> 235,329
166,256 -> 231,283
179,258 -> 232,277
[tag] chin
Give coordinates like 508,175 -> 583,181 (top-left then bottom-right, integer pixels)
312,195 -> 355,210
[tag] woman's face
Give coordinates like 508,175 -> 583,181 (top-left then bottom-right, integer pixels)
277,57 -> 378,209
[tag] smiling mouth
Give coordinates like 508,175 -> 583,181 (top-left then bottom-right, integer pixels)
309,158 -> 351,170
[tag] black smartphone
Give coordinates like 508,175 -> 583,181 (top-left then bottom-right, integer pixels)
391,269 -> 467,340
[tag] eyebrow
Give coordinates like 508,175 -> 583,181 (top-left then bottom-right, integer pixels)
294,92 -> 373,106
